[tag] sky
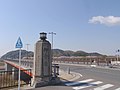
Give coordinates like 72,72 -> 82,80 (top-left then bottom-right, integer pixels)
0,0 -> 120,57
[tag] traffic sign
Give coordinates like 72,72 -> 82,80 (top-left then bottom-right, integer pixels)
15,37 -> 23,90
16,37 -> 23,48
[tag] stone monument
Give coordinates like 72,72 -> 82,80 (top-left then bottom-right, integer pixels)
33,32 -> 52,87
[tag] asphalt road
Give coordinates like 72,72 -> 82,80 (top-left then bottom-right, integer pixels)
31,64 -> 120,90
60,64 -> 120,90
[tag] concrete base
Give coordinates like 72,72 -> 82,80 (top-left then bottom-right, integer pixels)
33,77 -> 61,88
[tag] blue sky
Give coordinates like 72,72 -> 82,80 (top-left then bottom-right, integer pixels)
0,0 -> 120,56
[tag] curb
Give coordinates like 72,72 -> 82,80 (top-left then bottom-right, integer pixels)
59,69 -> 82,81
69,71 -> 82,81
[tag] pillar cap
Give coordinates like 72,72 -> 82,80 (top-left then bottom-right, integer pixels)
40,32 -> 47,40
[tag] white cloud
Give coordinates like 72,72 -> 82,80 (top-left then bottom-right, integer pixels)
89,16 -> 120,26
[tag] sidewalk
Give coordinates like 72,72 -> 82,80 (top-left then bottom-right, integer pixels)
8,69 -> 81,90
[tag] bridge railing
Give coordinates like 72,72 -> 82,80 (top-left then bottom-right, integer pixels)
4,59 -> 60,78
53,56 -> 120,66
52,64 -> 59,77
4,59 -> 33,69
0,69 -> 32,89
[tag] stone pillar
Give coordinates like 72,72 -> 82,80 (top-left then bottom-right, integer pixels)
33,32 -> 52,87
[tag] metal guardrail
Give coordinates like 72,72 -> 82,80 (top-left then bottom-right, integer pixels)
0,69 -> 32,89
52,64 -> 59,77
4,59 -> 60,76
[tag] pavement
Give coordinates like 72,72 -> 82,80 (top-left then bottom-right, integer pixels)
8,62 -> 120,90
6,63 -> 120,90
7,69 -> 81,90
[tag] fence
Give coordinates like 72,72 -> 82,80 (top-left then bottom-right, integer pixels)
0,69 -> 32,89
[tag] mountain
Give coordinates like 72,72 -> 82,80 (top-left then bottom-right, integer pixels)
1,50 -> 34,59
53,49 -> 103,57
0,49 -> 103,60
52,49 -> 65,57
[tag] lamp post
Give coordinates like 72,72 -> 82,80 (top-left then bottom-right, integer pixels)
49,32 -> 56,59
40,32 -> 47,40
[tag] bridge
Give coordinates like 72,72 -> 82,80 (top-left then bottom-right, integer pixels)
3,55 -> 120,79
1,32 -> 120,89
3,55 -> 120,74
0,32 -> 60,89
4,59 -> 59,77
0,59 -> 59,89
1,55 -> 120,89
4,59 -> 33,76
53,56 -> 120,66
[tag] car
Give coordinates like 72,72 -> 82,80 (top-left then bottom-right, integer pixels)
90,65 -> 96,67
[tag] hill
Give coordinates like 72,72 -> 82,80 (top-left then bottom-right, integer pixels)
53,49 -> 103,57
0,49 -> 103,60
1,50 -> 33,59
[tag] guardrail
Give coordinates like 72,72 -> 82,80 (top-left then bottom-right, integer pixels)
4,59 -> 60,76
0,69 -> 32,89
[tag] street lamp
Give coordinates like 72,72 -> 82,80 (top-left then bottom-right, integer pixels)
49,32 -> 56,50
40,32 -> 47,40
49,32 -> 56,60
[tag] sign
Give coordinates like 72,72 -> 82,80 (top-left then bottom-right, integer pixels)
15,37 -> 23,90
15,37 -> 23,48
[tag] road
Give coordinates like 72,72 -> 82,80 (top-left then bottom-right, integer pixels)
31,64 -> 120,90
60,64 -> 120,90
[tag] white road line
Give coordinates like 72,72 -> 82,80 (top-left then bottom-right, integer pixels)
69,72 -> 83,81
73,81 -> 103,90
94,84 -> 114,90
65,79 -> 94,86
115,88 -> 120,90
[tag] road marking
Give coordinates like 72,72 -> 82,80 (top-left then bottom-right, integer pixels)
69,72 -> 83,81
94,84 -> 114,90
65,79 -> 94,86
115,88 -> 120,90
73,81 -> 103,90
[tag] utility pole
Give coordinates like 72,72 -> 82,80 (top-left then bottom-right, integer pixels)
49,32 -> 56,60
26,44 -> 30,59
